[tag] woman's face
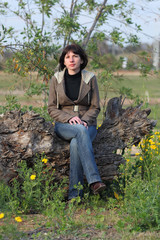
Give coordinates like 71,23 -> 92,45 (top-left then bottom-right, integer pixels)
64,51 -> 83,75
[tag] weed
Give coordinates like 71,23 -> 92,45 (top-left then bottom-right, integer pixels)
116,131 -> 160,232
0,155 -> 67,215
0,220 -> 27,240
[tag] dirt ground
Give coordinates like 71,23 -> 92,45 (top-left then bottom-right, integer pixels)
114,69 -> 142,76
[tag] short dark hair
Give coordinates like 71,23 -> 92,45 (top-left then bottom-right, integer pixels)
59,43 -> 88,71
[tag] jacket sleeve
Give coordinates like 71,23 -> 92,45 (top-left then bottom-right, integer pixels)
48,76 -> 75,122
81,76 -> 100,125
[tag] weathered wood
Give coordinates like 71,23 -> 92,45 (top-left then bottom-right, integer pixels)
0,96 -> 156,183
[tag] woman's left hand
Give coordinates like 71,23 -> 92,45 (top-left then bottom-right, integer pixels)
81,121 -> 88,129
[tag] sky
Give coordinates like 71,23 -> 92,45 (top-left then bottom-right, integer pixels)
130,0 -> 160,43
1,0 -> 160,45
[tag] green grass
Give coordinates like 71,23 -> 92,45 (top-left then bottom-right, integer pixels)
0,72 -> 30,90
149,104 -> 160,129
98,73 -> 160,99
98,73 -> 160,129
0,72 -> 44,106
112,74 -> 160,99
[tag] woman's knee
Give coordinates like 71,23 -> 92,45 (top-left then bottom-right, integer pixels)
75,124 -> 88,136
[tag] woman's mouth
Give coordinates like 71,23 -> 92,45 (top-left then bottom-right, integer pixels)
69,64 -> 75,67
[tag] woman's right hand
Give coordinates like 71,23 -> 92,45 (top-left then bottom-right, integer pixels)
69,117 -> 88,129
69,116 -> 82,125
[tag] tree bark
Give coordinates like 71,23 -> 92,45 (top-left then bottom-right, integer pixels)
0,96 -> 156,183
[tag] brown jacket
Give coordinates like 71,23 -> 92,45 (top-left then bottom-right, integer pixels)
48,69 -> 100,126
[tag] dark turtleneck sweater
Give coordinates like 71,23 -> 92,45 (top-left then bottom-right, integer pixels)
65,69 -> 81,101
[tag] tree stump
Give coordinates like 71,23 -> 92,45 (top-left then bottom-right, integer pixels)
0,96 -> 156,183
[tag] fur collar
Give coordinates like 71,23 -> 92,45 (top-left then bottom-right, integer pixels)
54,69 -> 95,84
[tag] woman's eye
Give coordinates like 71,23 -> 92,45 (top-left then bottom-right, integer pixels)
65,54 -> 79,59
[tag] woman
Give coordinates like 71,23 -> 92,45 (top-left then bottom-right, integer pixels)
48,43 -> 106,200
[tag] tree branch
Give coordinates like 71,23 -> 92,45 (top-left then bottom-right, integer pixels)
82,0 -> 108,48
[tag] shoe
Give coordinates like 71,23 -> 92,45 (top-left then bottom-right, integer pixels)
90,182 -> 106,195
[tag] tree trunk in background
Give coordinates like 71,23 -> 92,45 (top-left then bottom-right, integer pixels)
0,96 -> 156,183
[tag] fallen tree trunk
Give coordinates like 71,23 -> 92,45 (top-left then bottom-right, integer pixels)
0,96 -> 156,183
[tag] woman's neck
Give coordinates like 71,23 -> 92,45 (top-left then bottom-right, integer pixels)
65,69 -> 81,78
67,68 -> 80,75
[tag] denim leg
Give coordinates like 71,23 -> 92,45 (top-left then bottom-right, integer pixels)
55,122 -> 101,199
69,138 -> 84,199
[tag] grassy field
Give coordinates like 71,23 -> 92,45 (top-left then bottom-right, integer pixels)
0,71 -> 44,105
109,72 -> 160,99
0,71 -> 159,129
98,71 -> 160,129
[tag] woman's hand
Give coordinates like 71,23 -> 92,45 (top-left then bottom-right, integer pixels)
69,116 -> 82,125
81,121 -> 88,129
69,117 -> 88,129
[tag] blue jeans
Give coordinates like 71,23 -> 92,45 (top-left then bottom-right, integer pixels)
54,122 -> 101,200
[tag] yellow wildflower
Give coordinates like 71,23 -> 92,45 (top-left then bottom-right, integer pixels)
15,216 -> 22,222
0,213 -> 4,219
126,159 -> 130,162
28,50 -> 33,55
42,158 -> 48,164
14,63 -> 18,69
30,175 -> 36,180
135,153 -> 140,156
155,131 -> 160,135
114,192 -> 119,200
150,145 -> 157,150
149,139 -> 155,145
140,139 -> 145,145
139,157 -> 143,161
